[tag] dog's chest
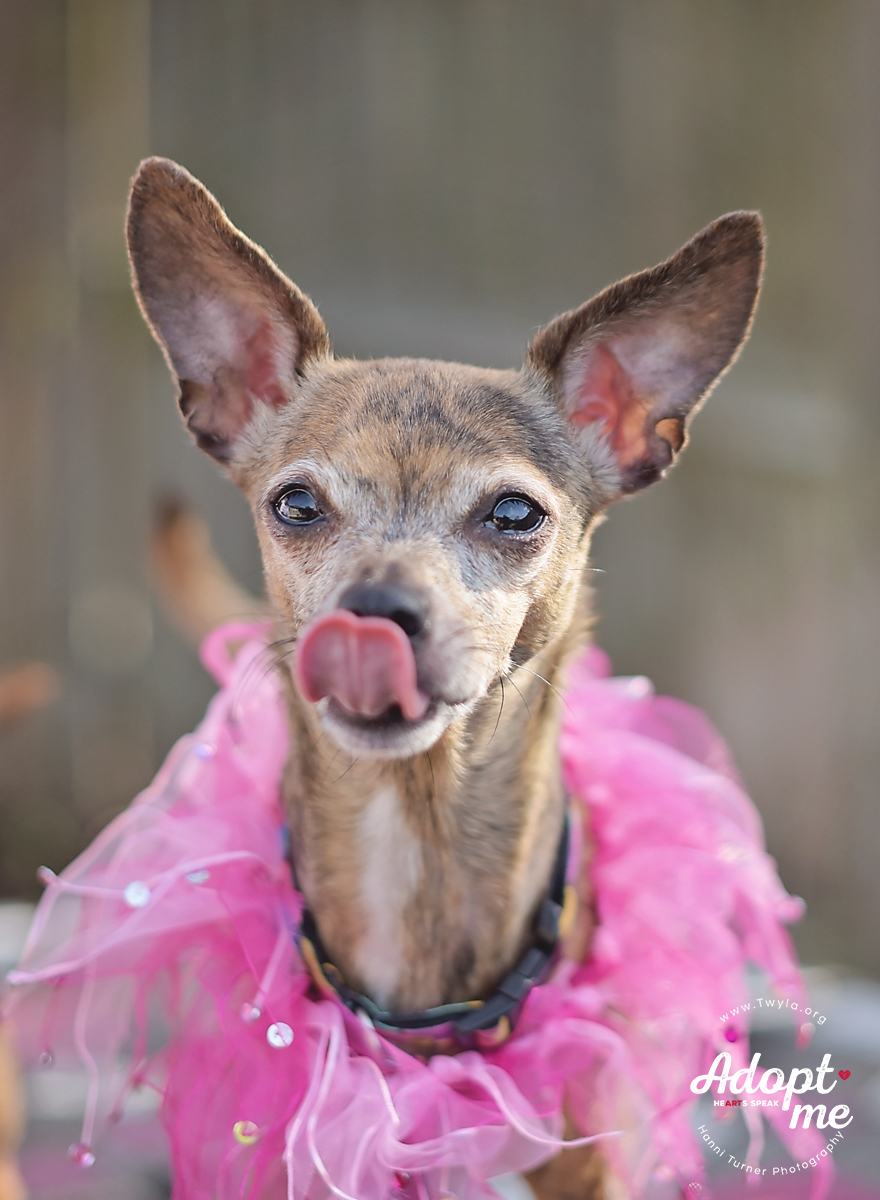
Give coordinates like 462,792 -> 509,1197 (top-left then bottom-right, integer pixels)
352,785 -> 422,1009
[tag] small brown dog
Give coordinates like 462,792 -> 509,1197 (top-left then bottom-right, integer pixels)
128,158 -> 762,1199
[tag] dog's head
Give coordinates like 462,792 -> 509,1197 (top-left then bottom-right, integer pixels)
128,158 -> 762,759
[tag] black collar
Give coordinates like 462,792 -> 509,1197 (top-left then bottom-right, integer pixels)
294,811 -> 572,1054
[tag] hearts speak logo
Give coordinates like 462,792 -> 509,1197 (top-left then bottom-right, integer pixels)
691,1052 -> 853,1130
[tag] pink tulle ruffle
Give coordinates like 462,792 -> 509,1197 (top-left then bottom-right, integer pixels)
4,627 -> 823,1199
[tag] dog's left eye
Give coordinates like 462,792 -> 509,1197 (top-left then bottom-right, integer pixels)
274,488 -> 323,525
487,495 -> 545,534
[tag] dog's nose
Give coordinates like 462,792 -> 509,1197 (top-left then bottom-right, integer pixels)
337,583 -> 429,640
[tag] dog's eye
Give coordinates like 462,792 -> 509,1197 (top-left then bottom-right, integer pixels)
274,488 -> 323,526
487,495 -> 545,534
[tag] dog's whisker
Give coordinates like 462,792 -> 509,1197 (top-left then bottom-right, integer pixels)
328,756 -> 360,786
440,626 -> 493,654
262,635 -> 299,667
228,633 -> 306,726
248,641 -> 297,691
488,675 -> 506,746
231,640 -> 293,718
512,665 -> 574,714
502,671 -> 532,719
321,744 -> 343,786
426,748 -> 437,811
448,644 -> 495,658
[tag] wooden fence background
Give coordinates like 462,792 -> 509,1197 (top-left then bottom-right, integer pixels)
2,0 -> 880,972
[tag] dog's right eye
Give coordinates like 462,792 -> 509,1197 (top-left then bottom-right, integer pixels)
486,495 -> 546,534
274,488 -> 323,526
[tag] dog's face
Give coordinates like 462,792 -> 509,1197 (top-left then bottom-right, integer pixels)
128,159 -> 762,759
240,356 -> 598,756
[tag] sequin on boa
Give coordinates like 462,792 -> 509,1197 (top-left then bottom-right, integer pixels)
4,624 -> 829,1199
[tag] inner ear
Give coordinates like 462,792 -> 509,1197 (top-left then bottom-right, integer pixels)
127,157 -> 330,465
529,211 -> 764,495
564,331 -> 690,488
243,323 -> 288,408
568,342 -> 652,450
176,316 -> 296,458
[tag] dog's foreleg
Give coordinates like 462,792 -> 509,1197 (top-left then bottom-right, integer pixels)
525,1146 -> 606,1200
523,1108 -> 611,1200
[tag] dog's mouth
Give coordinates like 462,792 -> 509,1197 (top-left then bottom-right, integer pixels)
325,697 -> 438,731
319,691 -> 465,759
295,609 -> 454,756
296,609 -> 429,718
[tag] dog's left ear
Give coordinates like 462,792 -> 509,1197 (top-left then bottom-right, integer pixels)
528,212 -> 763,494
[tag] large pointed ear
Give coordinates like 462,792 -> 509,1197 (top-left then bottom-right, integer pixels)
528,213 -> 763,494
127,157 -> 330,463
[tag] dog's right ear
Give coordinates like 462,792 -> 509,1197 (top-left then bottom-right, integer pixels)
127,157 -> 330,463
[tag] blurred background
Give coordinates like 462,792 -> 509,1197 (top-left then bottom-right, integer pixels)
2,1 -> 880,1195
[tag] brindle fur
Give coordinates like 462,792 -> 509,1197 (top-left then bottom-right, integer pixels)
127,157 -> 763,1199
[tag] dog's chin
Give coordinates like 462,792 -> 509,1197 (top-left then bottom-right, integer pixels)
318,696 -> 468,759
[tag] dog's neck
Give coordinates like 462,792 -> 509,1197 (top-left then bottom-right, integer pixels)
281,632 -> 580,1013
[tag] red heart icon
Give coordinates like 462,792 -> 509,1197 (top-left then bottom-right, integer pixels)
839,1070 -> 851,1079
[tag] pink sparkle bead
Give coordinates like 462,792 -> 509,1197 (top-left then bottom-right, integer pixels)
797,1020 -> 815,1048
233,1120 -> 259,1145
725,1027 -> 738,1042
68,1142 -> 96,1168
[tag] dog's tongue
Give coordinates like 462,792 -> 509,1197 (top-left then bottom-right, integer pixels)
296,610 -> 429,722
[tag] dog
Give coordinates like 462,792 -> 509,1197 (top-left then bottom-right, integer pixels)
126,157 -> 762,1199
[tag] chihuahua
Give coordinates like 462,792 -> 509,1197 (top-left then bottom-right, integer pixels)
127,158 -> 762,1199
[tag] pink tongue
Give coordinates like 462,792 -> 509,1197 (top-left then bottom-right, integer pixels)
296,610 -> 430,722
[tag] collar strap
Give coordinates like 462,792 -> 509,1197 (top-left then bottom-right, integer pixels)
296,810 -> 574,1053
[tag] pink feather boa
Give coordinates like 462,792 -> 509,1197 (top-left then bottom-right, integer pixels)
4,624 -> 827,1199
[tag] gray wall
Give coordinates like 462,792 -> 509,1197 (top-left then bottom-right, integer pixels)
1,0 -> 879,971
